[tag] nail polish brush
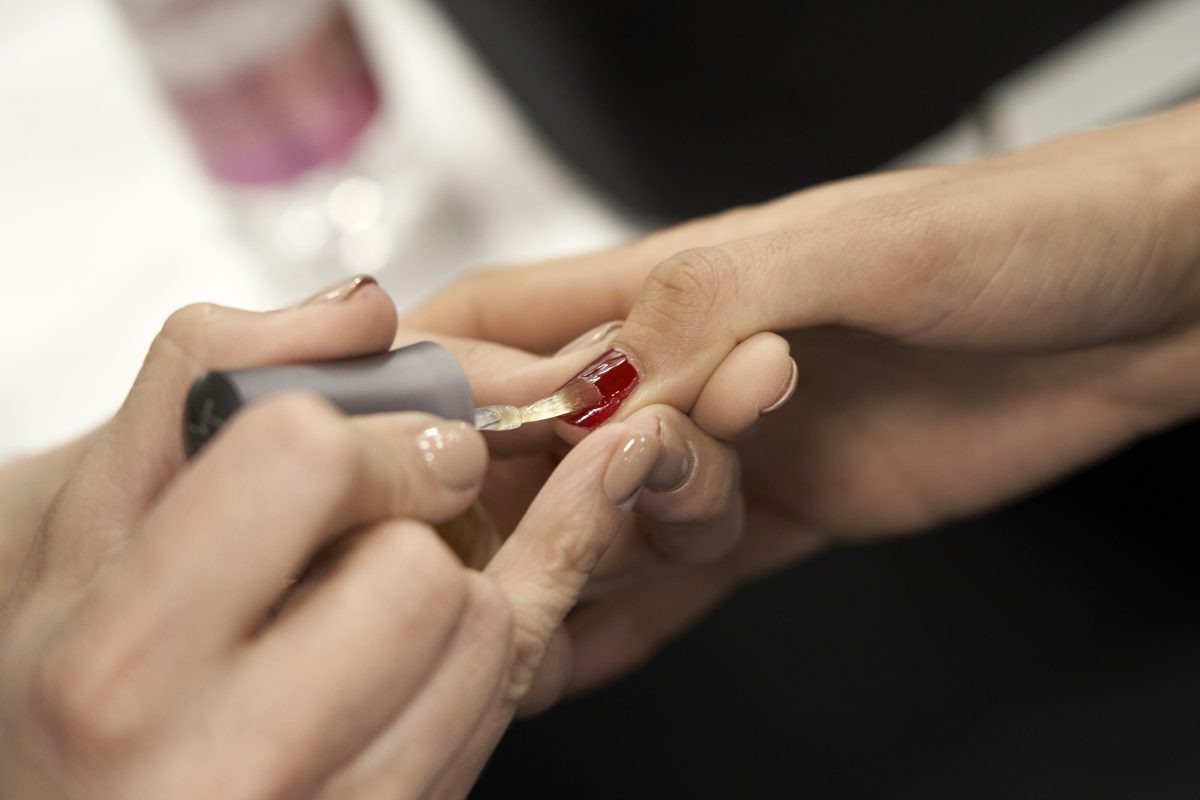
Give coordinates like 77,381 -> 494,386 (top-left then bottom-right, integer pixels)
472,381 -> 601,431
182,342 -> 599,456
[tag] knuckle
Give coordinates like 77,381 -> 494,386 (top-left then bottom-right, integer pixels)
641,247 -> 732,329
544,517 -> 608,583
157,303 -> 218,358
33,637 -> 146,757
503,622 -> 550,707
496,521 -> 600,705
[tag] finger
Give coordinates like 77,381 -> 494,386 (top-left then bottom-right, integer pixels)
50,276 -> 396,563
604,235 -> 820,422
83,395 -> 485,673
402,251 -> 635,353
607,144 -> 1176,422
419,428 -> 666,797
229,521 -> 471,797
690,331 -> 797,440
484,423 -> 660,709
318,573 -> 512,800
393,328 -> 611,457
401,167 -> 949,349
621,405 -> 745,566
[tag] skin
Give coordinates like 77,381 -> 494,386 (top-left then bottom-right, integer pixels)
3,97 -> 1197,796
0,270 -> 785,794
388,325 -> 793,713
406,99 -> 1200,692
0,284 -> 666,799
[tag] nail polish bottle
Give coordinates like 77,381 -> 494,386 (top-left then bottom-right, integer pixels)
114,0 -> 441,287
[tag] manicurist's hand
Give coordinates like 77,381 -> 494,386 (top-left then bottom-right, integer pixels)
406,100 -> 1200,689
0,277 -> 661,799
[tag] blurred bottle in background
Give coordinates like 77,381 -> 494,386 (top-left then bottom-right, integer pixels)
114,0 -> 439,288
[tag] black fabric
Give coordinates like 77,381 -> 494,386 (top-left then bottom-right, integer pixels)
435,0 -> 1134,220
471,419 -> 1200,798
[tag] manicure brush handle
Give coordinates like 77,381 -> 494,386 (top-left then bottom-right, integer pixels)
183,342 -> 475,456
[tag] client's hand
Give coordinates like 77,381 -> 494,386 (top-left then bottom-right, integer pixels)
0,279 -> 659,799
405,100 -> 1200,691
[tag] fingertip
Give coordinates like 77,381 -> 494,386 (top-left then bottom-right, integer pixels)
760,356 -> 798,414
602,430 -> 661,507
691,331 -> 795,440
288,276 -> 398,353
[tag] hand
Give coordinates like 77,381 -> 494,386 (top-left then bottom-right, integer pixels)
393,324 -> 793,707
405,100 -> 1200,688
0,278 -> 660,799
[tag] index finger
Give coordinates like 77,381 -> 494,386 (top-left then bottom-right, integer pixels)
484,423 -> 660,703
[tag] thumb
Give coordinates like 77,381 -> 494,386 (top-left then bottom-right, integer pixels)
601,196 -> 961,419
603,238 -> 825,417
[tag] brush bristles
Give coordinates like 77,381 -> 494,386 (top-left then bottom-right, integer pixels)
474,380 -> 602,431
518,380 -> 602,423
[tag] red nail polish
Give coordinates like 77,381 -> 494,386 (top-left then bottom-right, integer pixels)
558,349 -> 640,429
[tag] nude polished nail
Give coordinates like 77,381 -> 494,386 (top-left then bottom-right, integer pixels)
558,349 -> 641,429
294,274 -> 377,308
760,357 -> 798,415
415,421 -> 487,490
603,432 -> 660,505
648,417 -> 693,491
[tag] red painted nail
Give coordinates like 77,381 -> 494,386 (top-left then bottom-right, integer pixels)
558,349 -> 640,429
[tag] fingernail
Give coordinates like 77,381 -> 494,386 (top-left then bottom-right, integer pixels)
558,349 -> 641,429
556,320 -> 624,356
604,432 -> 660,505
416,421 -> 487,491
648,417 -> 693,491
761,358 -> 798,415
293,274 -> 377,308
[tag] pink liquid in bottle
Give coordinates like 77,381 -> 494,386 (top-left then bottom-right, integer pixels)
117,0 -> 435,282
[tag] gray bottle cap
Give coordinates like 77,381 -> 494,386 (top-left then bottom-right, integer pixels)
184,342 -> 474,456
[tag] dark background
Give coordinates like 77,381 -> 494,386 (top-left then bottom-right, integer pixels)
438,0 -> 1131,220
432,2 -> 1200,796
